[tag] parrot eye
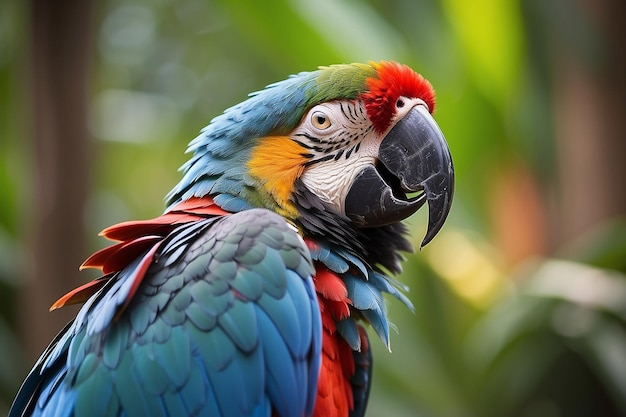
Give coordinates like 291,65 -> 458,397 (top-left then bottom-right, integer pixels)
311,111 -> 331,130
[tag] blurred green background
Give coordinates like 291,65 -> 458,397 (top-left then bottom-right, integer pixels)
1,0 -> 625,415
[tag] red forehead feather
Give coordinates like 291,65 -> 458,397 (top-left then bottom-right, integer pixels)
361,62 -> 436,133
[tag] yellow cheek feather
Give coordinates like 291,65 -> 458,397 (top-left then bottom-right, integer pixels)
247,136 -> 308,219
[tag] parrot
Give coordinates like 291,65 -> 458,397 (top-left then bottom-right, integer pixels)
10,61 -> 453,417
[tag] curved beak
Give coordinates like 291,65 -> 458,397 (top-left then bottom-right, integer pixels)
345,105 -> 454,247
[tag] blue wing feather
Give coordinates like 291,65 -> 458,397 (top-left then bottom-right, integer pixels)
10,209 -> 321,417
311,239 -> 412,351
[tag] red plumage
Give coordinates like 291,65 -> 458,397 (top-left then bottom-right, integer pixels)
51,197 -> 228,310
312,264 -> 368,417
361,61 -> 436,133
314,296 -> 357,417
314,266 -> 352,324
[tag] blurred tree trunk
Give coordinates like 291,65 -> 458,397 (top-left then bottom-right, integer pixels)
551,0 -> 626,244
21,0 -> 95,360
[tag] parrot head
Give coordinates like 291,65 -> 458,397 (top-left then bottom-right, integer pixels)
167,61 -> 453,258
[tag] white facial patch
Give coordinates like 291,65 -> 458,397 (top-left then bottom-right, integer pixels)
293,100 -> 385,215
301,151 -> 376,214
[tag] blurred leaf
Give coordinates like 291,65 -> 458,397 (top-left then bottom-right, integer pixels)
579,318 -> 626,413
212,0 -> 343,70
0,317 -> 26,415
441,0 -> 525,107
468,259 -> 626,416
560,218 -> 626,273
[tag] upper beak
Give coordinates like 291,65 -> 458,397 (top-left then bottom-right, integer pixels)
344,105 -> 454,247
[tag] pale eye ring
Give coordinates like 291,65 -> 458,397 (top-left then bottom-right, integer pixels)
311,111 -> 331,129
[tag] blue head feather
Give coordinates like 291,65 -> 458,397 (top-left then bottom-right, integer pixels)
165,71 -> 317,210
165,64 -> 378,211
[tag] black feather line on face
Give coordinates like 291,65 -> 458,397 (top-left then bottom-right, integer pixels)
302,154 -> 336,168
292,180 -> 413,274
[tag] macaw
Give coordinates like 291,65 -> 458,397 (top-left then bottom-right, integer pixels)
10,61 -> 453,417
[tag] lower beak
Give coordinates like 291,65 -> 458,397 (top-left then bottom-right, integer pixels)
344,105 -> 454,247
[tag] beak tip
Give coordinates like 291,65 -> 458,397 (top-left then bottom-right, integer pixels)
420,175 -> 454,248
420,222 -> 443,248
420,211 -> 449,248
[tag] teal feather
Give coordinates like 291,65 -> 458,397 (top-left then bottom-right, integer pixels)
160,302 -> 186,327
189,358 -> 223,416
335,248 -> 369,278
66,328 -> 88,367
235,242 -> 266,264
73,352 -> 98,385
311,245 -> 350,274
238,267 -> 283,299
258,224 -> 289,248
244,248 -> 288,296
282,247 -> 313,278
311,238 -> 412,351
142,291 -> 168,322
361,308 -> 391,349
343,272 -> 390,346
171,286 -> 193,312
74,366 -> 114,417
210,259 -> 238,280
143,320 -> 172,344
102,321 -> 129,369
369,270 -> 415,312
213,239 -> 239,260
12,209 -> 322,417
178,359 -> 209,414
230,267 -> 264,300
213,193 -> 254,212
112,355 -> 155,417
189,325 -> 236,372
257,308 -> 303,417
336,318 -> 361,351
160,391 -> 187,416
189,281 -> 232,317
256,274 -> 302,355
153,326 -> 191,388
184,301 -> 217,331
131,345 -> 170,395
345,274 -> 385,311
217,300 -> 259,353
